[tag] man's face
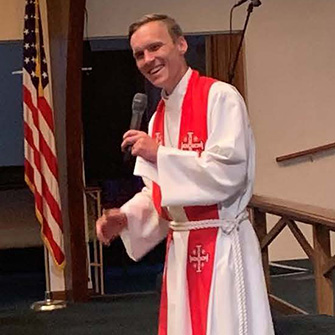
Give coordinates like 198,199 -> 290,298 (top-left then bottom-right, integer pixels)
130,21 -> 188,94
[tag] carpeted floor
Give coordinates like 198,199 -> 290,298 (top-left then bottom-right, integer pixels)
2,247 -> 335,334
1,294 -> 335,335
2,169 -> 335,334
274,314 -> 335,335
0,295 -> 159,335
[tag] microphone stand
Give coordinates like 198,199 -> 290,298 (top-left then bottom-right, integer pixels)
228,2 -> 258,84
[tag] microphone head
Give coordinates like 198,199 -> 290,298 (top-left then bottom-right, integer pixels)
132,93 -> 147,114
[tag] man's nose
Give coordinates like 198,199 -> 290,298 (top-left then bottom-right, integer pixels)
143,50 -> 155,64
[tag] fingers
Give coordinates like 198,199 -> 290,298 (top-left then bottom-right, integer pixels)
96,216 -> 111,246
95,209 -> 128,246
123,129 -> 142,139
103,208 -> 121,217
134,138 -> 159,163
121,130 -> 147,152
121,130 -> 158,163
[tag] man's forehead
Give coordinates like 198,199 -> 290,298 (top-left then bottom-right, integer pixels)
130,21 -> 171,48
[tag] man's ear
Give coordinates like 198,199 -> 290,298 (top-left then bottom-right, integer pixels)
177,36 -> 188,55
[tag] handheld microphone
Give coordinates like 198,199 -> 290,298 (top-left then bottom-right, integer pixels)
123,93 -> 147,163
129,93 -> 147,130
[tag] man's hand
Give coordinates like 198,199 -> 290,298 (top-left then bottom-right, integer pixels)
96,208 -> 127,246
121,130 -> 159,164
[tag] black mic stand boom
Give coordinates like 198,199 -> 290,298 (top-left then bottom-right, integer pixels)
228,1 -> 261,84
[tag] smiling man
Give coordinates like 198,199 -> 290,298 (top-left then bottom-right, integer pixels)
96,14 -> 274,335
131,19 -> 188,94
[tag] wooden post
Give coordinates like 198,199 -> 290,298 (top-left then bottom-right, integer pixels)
47,0 -> 88,302
251,208 -> 271,291
313,225 -> 333,315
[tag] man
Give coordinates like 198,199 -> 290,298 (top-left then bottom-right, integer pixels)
96,14 -> 274,335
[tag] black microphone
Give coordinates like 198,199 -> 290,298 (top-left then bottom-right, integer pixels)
129,93 -> 147,131
123,93 -> 147,163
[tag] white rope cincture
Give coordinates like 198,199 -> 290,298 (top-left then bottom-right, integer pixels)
169,212 -> 248,233
232,226 -> 248,335
169,219 -> 231,231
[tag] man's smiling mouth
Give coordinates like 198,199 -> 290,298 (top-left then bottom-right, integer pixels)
149,65 -> 164,75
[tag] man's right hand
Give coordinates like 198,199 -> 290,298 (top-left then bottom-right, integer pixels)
96,208 -> 128,246
121,130 -> 159,163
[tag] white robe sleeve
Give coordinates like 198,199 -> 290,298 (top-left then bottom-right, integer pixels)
157,82 -> 252,207
119,185 -> 169,261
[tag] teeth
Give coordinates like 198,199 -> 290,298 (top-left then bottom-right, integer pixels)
150,65 -> 163,75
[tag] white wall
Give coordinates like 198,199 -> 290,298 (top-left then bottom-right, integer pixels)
2,0 -> 335,261
86,0 -> 246,37
246,0 -> 335,208
245,1 -> 335,260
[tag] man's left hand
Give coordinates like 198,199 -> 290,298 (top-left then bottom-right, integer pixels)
121,130 -> 159,164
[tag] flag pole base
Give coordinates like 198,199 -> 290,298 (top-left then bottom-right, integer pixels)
31,248 -> 67,312
30,298 -> 67,312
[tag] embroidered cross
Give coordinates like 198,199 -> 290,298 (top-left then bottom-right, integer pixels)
181,132 -> 204,152
189,244 -> 209,273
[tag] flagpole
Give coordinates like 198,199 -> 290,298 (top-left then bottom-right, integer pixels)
30,246 -> 67,312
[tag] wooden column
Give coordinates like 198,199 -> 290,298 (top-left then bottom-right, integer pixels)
252,208 -> 271,291
47,0 -> 88,302
313,225 -> 333,315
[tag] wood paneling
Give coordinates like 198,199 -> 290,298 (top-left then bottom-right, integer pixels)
206,33 -> 245,98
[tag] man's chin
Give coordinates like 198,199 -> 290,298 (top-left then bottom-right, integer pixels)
147,76 -> 166,90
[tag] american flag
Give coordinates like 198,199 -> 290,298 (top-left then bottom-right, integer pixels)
23,0 -> 65,267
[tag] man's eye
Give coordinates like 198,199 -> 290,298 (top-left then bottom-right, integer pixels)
135,52 -> 144,60
149,44 -> 161,52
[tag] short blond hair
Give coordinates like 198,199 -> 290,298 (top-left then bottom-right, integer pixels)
128,14 -> 183,41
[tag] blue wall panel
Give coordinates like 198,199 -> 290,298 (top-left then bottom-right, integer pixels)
0,41 -> 24,167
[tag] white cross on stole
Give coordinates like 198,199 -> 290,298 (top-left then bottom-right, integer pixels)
181,132 -> 204,151
189,244 -> 209,273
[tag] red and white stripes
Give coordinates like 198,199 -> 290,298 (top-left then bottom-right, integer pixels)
23,0 -> 65,269
23,79 -> 64,267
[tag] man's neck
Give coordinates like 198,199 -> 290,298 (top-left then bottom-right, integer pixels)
164,65 -> 189,96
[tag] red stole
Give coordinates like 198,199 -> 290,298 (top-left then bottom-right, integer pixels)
152,70 -> 219,221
